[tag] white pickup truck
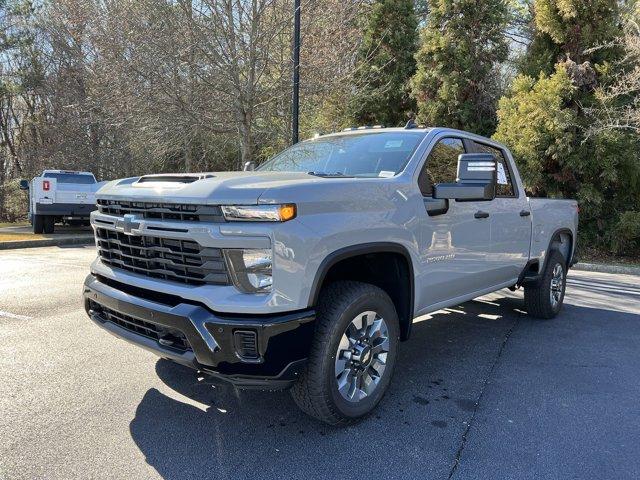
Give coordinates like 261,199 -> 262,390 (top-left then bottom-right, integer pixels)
19,170 -> 105,234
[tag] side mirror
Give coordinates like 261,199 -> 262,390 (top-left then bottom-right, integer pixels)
433,153 -> 497,201
19,179 -> 29,190
243,161 -> 256,171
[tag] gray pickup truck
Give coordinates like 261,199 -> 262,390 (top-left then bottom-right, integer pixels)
83,126 -> 578,425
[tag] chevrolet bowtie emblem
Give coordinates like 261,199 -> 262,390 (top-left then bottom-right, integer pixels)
116,214 -> 141,235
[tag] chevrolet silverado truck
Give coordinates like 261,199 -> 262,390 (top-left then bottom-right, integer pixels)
19,170 -> 105,233
83,126 -> 578,425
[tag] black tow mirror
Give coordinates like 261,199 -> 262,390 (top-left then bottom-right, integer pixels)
433,153 -> 497,201
19,179 -> 29,190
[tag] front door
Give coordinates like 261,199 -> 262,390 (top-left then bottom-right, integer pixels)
415,136 -> 494,310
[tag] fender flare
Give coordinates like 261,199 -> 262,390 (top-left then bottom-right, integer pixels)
307,242 -> 415,339
519,228 -> 575,286
544,228 -> 575,271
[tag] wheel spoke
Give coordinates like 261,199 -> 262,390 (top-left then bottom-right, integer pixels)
370,358 -> 386,377
335,355 -> 348,377
338,333 -> 350,351
368,318 -> 387,340
337,369 -> 352,395
346,322 -> 359,342
371,337 -> 389,355
362,371 -> 379,395
363,311 -> 376,329
347,375 -> 359,400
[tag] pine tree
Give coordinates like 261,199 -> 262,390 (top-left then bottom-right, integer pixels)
410,0 -> 510,136
348,0 -> 418,127
494,0 -> 640,254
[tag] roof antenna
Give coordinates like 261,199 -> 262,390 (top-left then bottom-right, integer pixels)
405,113 -> 418,129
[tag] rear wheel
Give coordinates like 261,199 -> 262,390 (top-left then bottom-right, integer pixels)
43,215 -> 55,234
524,249 -> 567,319
290,281 -> 400,425
33,215 -> 44,234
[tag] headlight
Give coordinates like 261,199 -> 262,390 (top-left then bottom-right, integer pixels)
222,204 -> 296,222
224,248 -> 272,293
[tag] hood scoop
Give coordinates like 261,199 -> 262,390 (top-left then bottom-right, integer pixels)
136,174 -> 214,185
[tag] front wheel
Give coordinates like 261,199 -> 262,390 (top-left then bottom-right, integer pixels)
290,281 -> 400,425
524,249 -> 567,319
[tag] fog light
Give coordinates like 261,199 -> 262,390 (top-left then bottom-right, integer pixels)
224,248 -> 272,293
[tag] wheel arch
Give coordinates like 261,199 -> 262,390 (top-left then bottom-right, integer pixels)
545,228 -> 574,270
308,242 -> 415,341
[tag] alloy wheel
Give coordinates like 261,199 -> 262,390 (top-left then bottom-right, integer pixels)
550,263 -> 564,309
334,311 -> 390,402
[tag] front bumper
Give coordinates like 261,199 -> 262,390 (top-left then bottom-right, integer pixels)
83,274 -> 315,389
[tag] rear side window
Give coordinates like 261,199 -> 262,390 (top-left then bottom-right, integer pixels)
43,173 -> 96,184
418,137 -> 465,196
473,142 -> 515,197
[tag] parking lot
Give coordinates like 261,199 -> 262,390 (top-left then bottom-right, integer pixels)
1,245 -> 639,479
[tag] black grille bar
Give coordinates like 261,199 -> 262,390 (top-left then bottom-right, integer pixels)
97,200 -> 224,223
90,300 -> 191,352
96,227 -> 229,286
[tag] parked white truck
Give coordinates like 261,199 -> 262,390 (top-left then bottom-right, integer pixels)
19,170 -> 104,234
83,126 -> 579,424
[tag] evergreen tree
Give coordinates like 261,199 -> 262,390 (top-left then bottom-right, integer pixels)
410,0 -> 510,136
494,0 -> 640,254
348,0 -> 418,127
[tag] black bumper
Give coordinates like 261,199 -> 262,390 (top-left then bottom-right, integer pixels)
83,274 -> 315,389
36,202 -> 96,217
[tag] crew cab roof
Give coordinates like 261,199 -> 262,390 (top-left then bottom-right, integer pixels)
316,127 -> 432,140
42,169 -> 95,176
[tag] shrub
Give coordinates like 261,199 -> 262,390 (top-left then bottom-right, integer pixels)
0,180 -> 29,223
611,211 -> 640,255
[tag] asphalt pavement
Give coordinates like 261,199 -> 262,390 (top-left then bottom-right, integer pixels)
1,246 -> 639,479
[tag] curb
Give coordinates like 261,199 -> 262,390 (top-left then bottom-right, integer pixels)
0,236 -> 94,250
573,262 -> 640,276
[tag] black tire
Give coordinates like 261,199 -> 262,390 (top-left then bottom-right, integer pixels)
33,215 -> 44,234
43,215 -> 55,234
290,281 -> 400,425
524,249 -> 567,319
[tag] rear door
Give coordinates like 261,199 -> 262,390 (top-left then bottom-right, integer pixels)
470,140 -> 531,283
415,136 -> 494,308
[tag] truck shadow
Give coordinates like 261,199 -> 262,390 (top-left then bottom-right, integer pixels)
127,293 -> 635,479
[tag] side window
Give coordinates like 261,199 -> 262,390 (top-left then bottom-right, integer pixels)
474,142 -> 515,197
418,137 -> 465,196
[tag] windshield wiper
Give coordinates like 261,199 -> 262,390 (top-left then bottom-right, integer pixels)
307,171 -> 351,177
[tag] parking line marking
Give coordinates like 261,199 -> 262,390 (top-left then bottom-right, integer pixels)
0,310 -> 32,320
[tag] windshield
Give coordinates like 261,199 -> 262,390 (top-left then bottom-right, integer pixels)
257,132 -> 423,177
43,173 -> 96,184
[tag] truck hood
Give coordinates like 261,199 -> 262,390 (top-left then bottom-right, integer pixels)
96,171 -> 354,205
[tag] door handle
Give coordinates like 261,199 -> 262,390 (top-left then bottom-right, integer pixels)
474,211 -> 490,219
519,210 -> 531,217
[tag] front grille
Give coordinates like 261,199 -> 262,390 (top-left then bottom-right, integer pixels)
97,200 -> 224,223
96,227 -> 229,286
90,301 -> 191,352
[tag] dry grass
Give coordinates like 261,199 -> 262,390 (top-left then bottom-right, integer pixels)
0,222 -> 29,228
0,233 -> 45,242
